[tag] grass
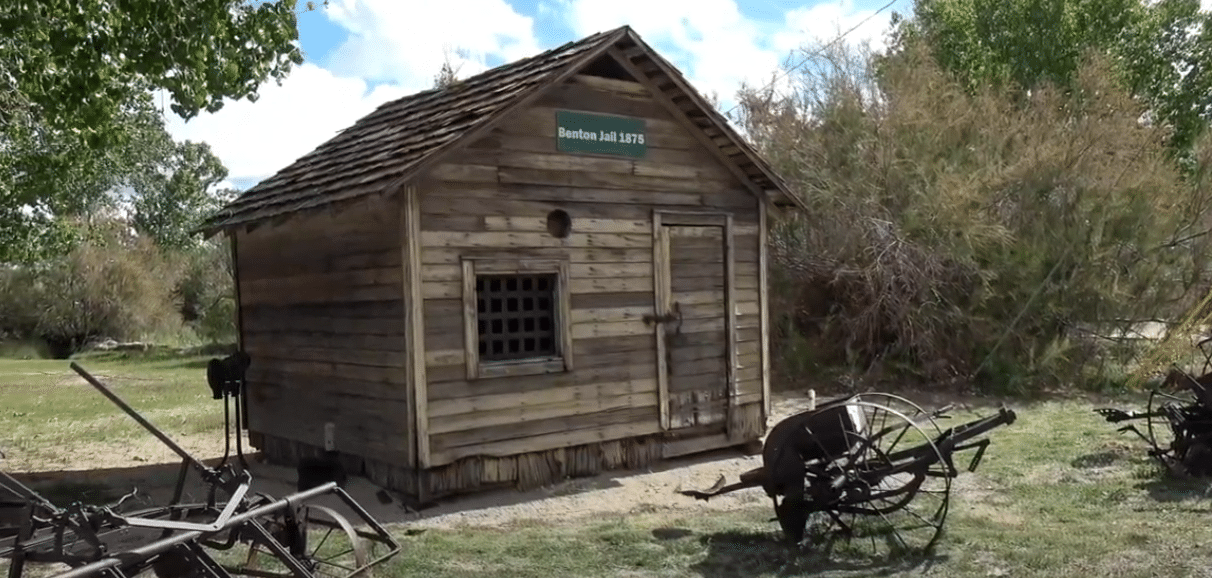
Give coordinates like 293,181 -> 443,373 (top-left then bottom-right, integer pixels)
377,400 -> 1212,578
5,352 -> 1212,577
0,348 -> 223,472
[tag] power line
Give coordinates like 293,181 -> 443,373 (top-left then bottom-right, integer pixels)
723,0 -> 903,118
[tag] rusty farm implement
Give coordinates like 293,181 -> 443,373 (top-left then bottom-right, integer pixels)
677,393 -> 1017,555
1,355 -> 401,578
1094,336 -> 1212,478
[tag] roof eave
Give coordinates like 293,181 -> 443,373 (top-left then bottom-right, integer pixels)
617,29 -> 807,213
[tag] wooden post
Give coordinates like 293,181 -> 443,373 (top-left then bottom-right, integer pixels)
758,200 -> 771,422
724,214 -> 739,441
652,210 -> 671,431
401,185 -> 430,471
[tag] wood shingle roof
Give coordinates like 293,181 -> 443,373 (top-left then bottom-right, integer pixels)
198,26 -> 801,236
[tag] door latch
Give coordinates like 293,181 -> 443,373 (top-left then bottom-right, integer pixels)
643,302 -> 683,334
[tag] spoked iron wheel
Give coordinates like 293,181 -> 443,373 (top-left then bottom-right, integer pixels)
800,401 -> 951,560
240,504 -> 387,578
1143,390 -> 1191,475
849,393 -> 946,438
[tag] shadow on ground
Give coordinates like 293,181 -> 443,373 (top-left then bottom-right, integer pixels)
1134,475 -> 1212,504
5,443 -> 760,527
663,528 -> 947,578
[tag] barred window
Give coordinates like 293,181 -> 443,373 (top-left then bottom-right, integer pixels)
461,257 -> 572,379
476,274 -> 558,361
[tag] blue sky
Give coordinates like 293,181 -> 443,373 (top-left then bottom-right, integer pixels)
166,0 -> 911,191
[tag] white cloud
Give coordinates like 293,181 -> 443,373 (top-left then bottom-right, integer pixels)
324,0 -> 542,87
778,0 -> 898,55
559,0 -> 899,112
561,0 -> 783,105
164,63 -> 411,183
165,0 -> 546,186
163,0 -> 900,186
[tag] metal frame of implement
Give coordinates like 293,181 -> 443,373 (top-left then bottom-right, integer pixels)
1,360 -> 402,578
678,393 -> 1017,553
1094,337 -> 1212,477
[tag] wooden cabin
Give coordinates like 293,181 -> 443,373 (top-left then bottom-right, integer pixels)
196,25 -> 806,502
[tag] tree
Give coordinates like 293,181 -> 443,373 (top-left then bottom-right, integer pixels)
885,0 -> 1212,160
0,0 -> 309,261
0,0 -> 304,146
130,141 -> 233,251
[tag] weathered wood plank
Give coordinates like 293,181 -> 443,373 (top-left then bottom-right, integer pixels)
243,330 -> 404,353
426,341 -> 657,375
423,246 -> 652,265
244,369 -> 408,402
241,267 -> 402,296
242,311 -> 404,336
238,230 -> 399,279
420,262 -> 651,282
246,356 -> 407,385
429,378 -> 657,419
243,343 -> 404,368
571,319 -> 651,340
422,275 -> 653,300
422,182 -> 704,210
429,391 -> 659,435
430,420 -> 664,465
428,363 -> 657,401
498,167 -> 741,196
244,300 -> 404,320
482,216 -> 650,235
420,186 -> 757,219
239,248 -> 401,282
570,291 -> 654,309
420,230 -> 652,249
570,306 -> 651,324
431,405 -> 657,452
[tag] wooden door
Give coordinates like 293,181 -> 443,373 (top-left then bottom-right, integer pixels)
653,217 -> 736,434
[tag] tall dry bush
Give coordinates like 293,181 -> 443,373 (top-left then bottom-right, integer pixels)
174,239 -> 237,344
741,41 -> 1212,393
0,218 -> 183,357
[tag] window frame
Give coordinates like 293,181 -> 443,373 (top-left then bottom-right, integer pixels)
461,256 -> 573,380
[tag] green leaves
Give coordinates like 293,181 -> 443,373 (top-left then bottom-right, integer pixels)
130,141 -> 231,251
889,0 -> 1212,162
0,0 -> 306,262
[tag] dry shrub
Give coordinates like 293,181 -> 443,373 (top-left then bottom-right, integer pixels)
0,218 -> 182,357
174,239 -> 237,344
742,41 -> 1212,393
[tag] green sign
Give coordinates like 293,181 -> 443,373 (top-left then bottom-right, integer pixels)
556,110 -> 647,158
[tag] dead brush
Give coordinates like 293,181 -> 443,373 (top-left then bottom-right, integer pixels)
740,39 -> 1212,392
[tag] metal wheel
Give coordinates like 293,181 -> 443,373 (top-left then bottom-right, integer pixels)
241,504 -> 388,578
799,401 -> 952,560
849,393 -> 947,437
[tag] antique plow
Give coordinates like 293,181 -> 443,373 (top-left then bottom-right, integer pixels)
1094,337 -> 1212,477
1,356 -> 401,578
678,393 -> 1017,555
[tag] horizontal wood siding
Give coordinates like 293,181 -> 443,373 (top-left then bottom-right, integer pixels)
236,194 -> 411,466
418,75 -> 765,467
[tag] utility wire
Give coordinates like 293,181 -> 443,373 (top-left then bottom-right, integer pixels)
722,0 -> 903,118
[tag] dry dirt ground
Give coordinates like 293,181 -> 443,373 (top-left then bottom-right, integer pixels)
7,389 -> 1008,533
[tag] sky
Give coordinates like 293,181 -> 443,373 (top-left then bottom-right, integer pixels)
163,0 -> 915,192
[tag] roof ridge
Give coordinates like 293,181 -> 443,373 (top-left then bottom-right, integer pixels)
196,24 -> 797,236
